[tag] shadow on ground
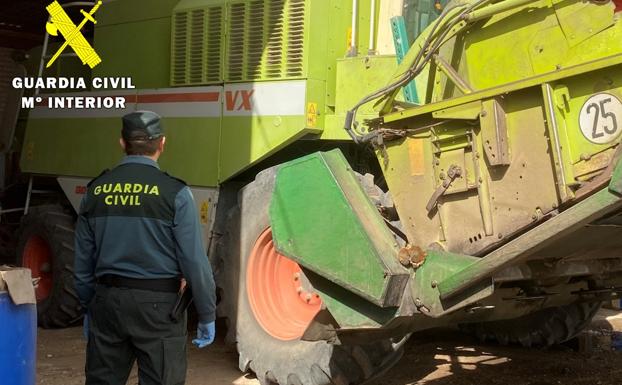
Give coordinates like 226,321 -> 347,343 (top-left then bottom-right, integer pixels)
368,328 -> 622,385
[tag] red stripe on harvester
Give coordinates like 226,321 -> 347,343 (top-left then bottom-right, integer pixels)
32,92 -> 221,108
124,95 -> 138,103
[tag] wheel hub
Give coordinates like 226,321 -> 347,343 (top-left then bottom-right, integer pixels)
246,228 -> 322,341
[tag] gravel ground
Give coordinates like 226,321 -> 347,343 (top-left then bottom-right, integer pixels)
37,320 -> 622,385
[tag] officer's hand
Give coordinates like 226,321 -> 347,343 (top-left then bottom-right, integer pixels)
192,321 -> 215,348
83,315 -> 89,340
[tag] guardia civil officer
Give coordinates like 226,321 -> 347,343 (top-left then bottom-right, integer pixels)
74,110 -> 216,385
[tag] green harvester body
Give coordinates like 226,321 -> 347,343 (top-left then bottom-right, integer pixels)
18,0 -> 622,337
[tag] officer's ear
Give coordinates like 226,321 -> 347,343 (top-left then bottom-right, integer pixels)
119,138 -> 127,152
159,136 -> 166,153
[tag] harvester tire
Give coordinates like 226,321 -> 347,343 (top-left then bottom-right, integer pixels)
219,167 -> 405,385
461,301 -> 602,347
17,204 -> 81,328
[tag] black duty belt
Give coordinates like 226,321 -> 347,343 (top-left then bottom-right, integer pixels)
97,274 -> 180,293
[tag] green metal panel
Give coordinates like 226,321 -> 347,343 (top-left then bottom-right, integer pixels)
453,0 -> 615,91
334,56 -> 399,116
382,54 -> 622,124
22,0 -> 393,183
322,56 -> 398,140
219,113 -> 317,181
303,270 -> 399,328
159,118 -> 220,186
92,0 -> 180,88
21,117 -> 220,186
378,59 -> 622,259
412,249 -> 492,317
362,0 -> 622,263
455,0 -> 617,92
270,149 -> 409,306
94,18 -> 173,88
544,68 -> 622,174
438,156 -> 622,301
313,0 -> 348,110
21,119 -> 123,178
349,0 -> 374,56
97,0 -> 180,26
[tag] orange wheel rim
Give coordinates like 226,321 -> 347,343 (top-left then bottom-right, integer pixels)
246,228 -> 322,341
22,235 -> 53,301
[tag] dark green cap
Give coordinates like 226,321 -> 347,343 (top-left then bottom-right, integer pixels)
122,110 -> 164,140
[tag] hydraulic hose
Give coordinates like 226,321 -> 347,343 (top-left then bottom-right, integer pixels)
344,0 -> 492,144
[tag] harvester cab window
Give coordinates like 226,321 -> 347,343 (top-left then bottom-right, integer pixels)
403,0 -> 450,41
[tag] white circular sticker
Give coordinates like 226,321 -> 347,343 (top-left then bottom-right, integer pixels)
579,93 -> 622,144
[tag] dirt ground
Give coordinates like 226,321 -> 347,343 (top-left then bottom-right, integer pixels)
37,320 -> 622,385
36,324 -> 257,385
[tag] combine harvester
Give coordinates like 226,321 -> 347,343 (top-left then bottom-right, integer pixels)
0,0 -> 621,383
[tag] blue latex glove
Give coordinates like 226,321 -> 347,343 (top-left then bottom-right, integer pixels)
83,315 -> 89,340
192,321 -> 215,348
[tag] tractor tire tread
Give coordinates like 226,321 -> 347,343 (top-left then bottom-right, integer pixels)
462,301 -> 601,348
17,204 -> 80,328
221,167 -> 404,385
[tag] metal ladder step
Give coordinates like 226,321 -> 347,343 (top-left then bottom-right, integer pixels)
35,1 -> 99,96
42,53 -> 79,59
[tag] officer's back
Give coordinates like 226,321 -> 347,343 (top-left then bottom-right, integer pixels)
83,158 -> 187,280
74,110 -> 216,385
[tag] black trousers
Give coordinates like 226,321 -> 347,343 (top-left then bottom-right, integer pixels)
85,285 -> 187,385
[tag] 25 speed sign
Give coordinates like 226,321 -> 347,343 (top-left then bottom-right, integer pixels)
579,93 -> 622,144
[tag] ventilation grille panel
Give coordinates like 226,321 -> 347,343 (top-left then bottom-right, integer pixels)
171,5 -> 224,86
226,0 -> 307,82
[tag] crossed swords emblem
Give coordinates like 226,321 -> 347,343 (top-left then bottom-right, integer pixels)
45,0 -> 103,69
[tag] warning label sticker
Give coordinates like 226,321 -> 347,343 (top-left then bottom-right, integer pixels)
306,102 -> 318,128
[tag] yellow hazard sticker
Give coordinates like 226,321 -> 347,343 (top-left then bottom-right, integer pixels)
306,102 -> 318,128
200,201 -> 209,225
26,142 -> 34,161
